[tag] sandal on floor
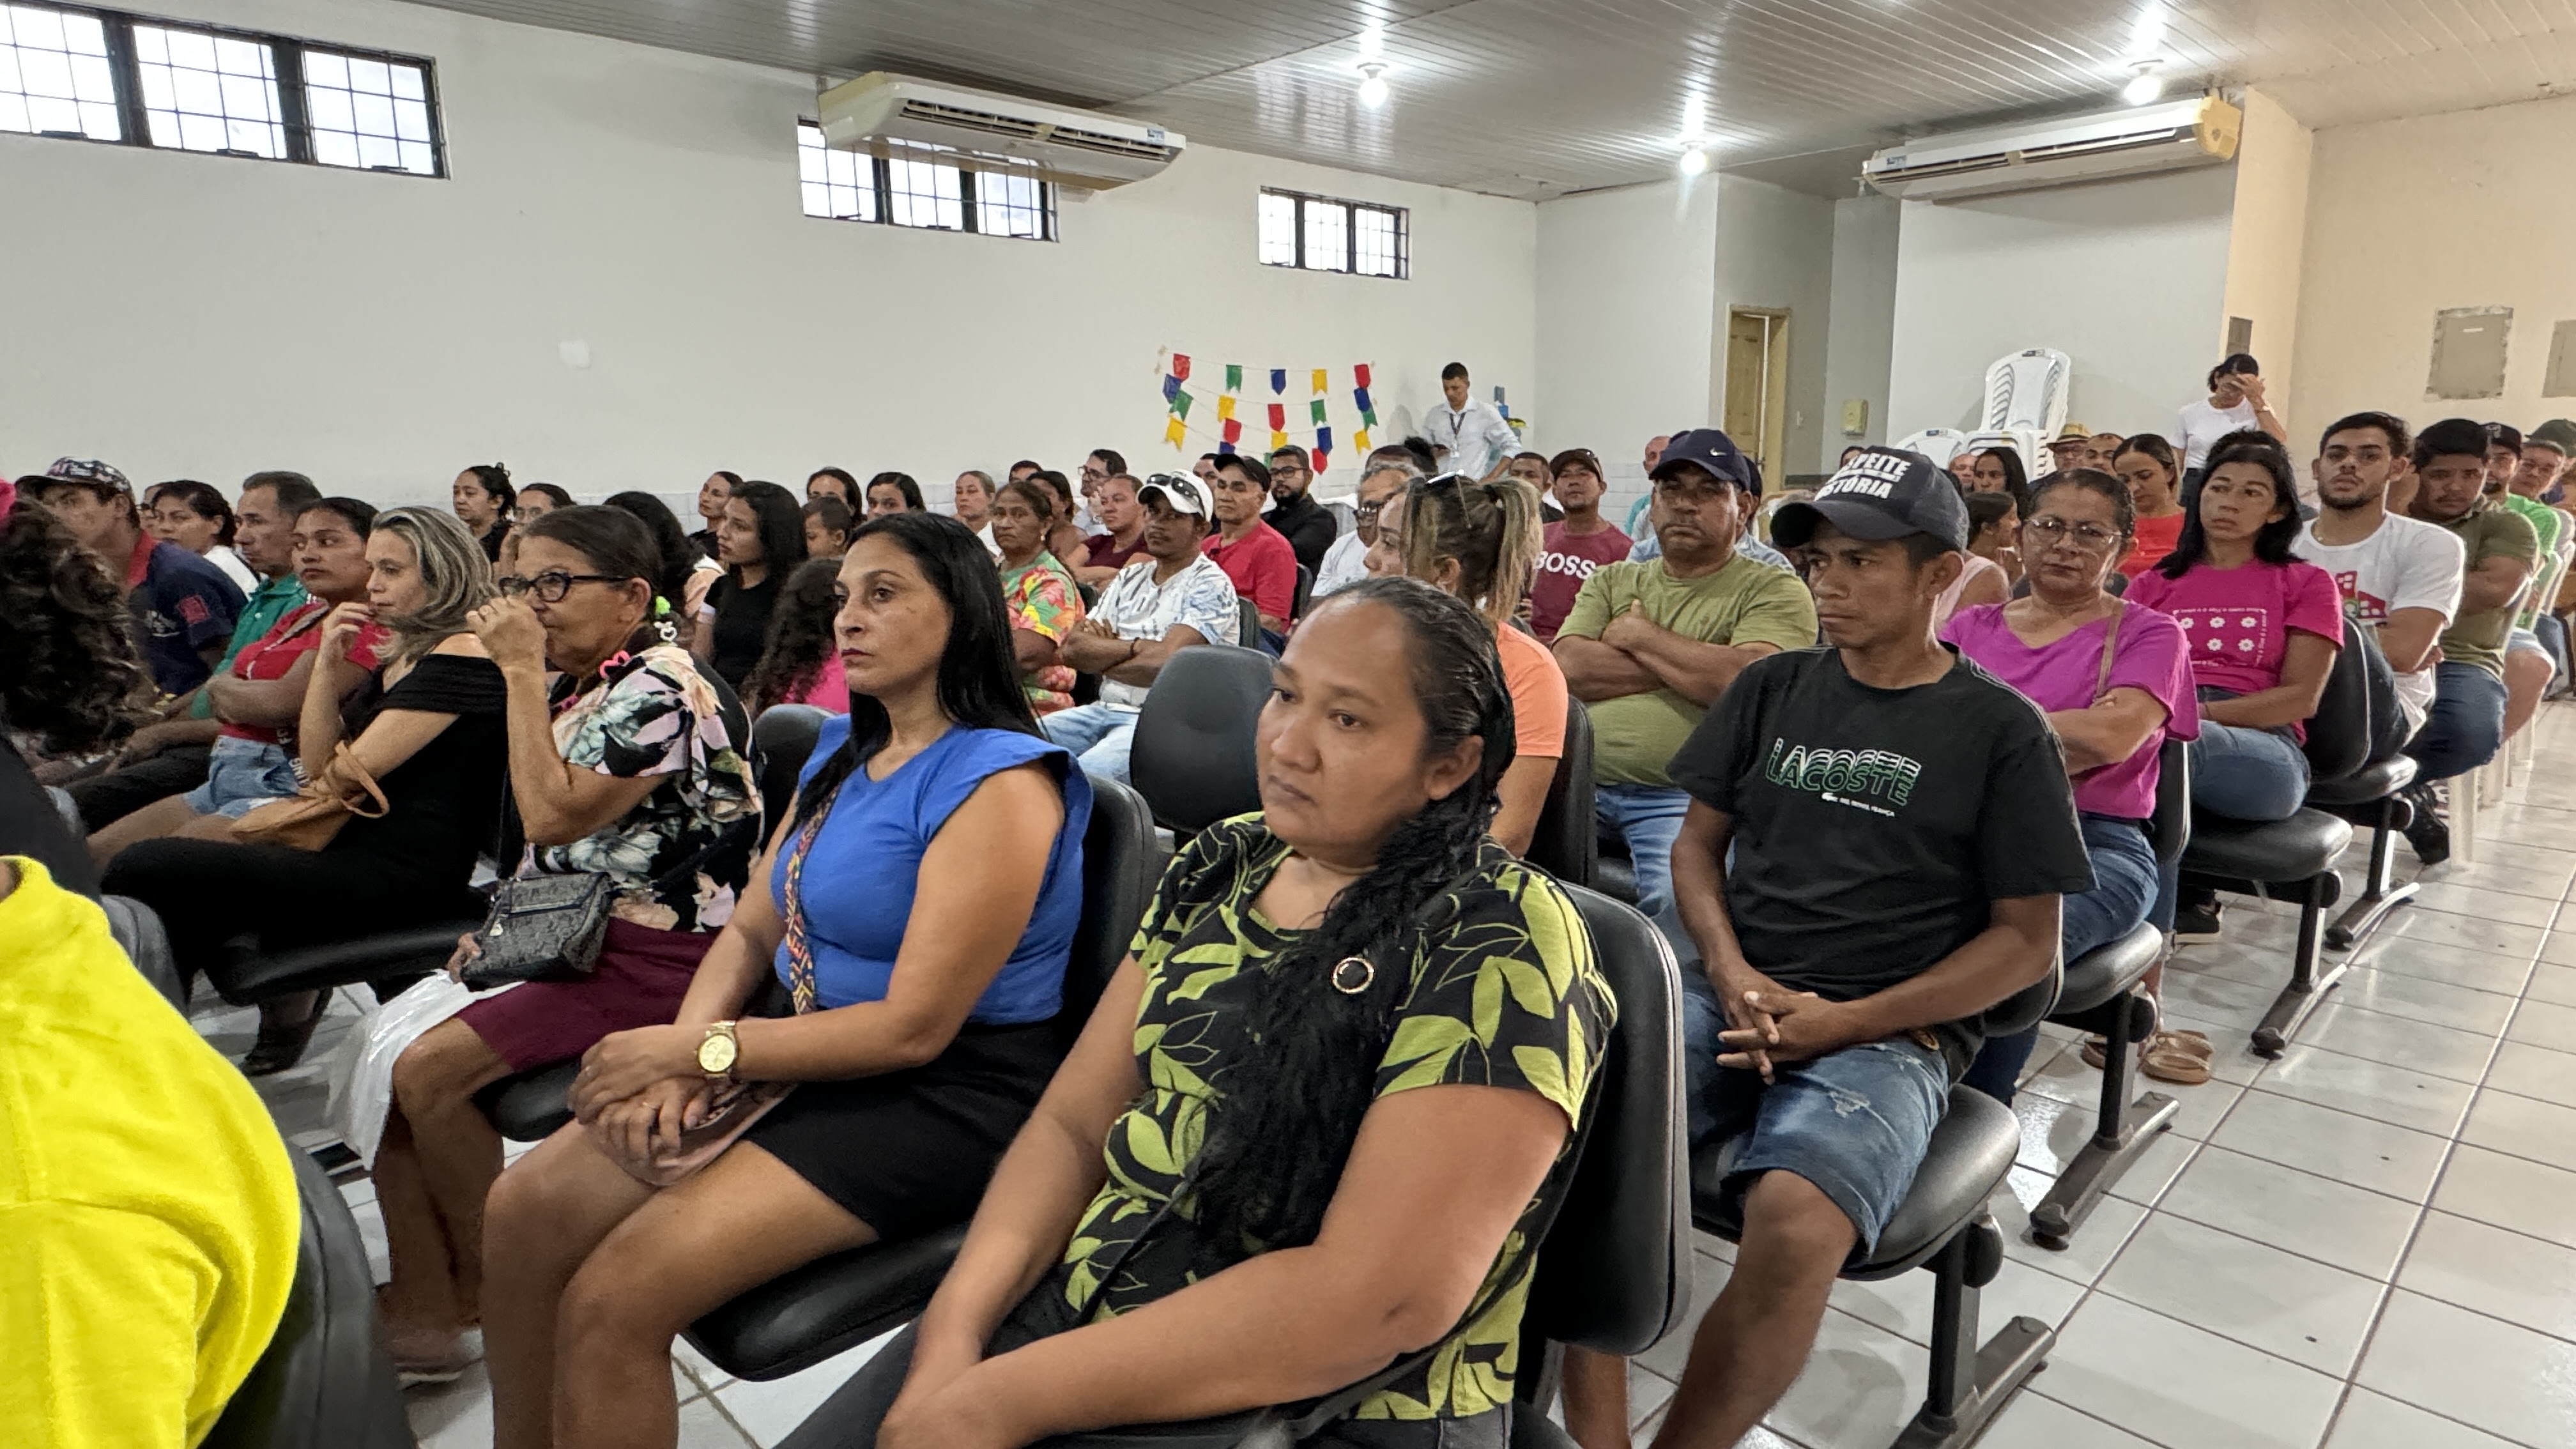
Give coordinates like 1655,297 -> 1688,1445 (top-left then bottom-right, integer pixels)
2080,1034 -> 2113,1070
389,1326 -> 484,1388
2140,1031 -> 2214,1085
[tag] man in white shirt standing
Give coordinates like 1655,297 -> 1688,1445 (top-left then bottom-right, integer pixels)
1425,362 -> 1519,481
2292,411 -> 2463,744
1312,459 -> 1416,600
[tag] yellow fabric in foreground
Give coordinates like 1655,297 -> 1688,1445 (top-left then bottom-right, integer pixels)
0,857 -> 299,1449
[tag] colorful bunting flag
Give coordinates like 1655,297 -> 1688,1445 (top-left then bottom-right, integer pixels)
1172,389 -> 1192,419
1162,374 -> 1181,403
1316,426 -> 1333,465
1172,354 -> 1192,381
1164,415 -> 1187,447
1354,363 -> 1372,389
1269,369 -> 1286,395
1310,368 -> 1328,394
1309,397 -> 1328,425
1268,402 -> 1286,431
1354,427 -> 1373,453
1225,363 -> 1243,393
1222,418 -> 1243,447
1216,394 -> 1236,421
1153,356 -> 1379,461
1271,430 -> 1289,452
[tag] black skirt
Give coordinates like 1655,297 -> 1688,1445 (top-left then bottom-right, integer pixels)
742,1020 -> 1065,1241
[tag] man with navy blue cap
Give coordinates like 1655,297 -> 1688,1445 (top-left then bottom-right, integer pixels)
1550,427 -> 1816,952
1572,446 -> 2094,1449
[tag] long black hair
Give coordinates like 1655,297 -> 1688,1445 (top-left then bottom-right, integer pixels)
601,490 -> 699,611
743,557 -> 845,715
790,512 -> 1039,827
1976,447 -> 2034,519
2158,429 -> 2304,578
1190,576 -> 1517,1252
0,500 -> 151,752
866,471 -> 925,512
726,480 -> 809,581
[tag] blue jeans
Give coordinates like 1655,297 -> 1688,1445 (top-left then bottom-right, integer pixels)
180,735 -> 299,818
2150,710 -> 2312,928
1038,703 -> 1139,785
1679,967 -> 1949,1255
1596,783 -> 1691,947
2405,661 -> 2509,782
1965,813 -> 2159,1103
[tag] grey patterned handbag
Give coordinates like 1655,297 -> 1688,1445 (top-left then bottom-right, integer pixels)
462,872 -> 615,989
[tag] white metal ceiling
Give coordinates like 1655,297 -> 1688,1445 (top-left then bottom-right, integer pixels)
404,0 -> 2576,196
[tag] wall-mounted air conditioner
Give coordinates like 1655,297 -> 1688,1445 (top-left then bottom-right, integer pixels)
816,72 -> 1185,192
1861,95 -> 2241,203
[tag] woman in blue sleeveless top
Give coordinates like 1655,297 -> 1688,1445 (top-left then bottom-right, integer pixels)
481,512 -> 1091,1449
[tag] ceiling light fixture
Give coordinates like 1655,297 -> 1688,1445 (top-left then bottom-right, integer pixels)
2123,59 -> 2165,105
1679,146 -> 1709,176
1356,63 -> 1390,109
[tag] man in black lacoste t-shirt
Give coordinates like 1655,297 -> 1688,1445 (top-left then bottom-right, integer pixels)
1576,448 -> 2090,1449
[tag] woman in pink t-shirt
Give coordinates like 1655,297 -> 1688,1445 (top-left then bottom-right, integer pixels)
1946,468 -> 2203,1095
2126,434 -> 2343,935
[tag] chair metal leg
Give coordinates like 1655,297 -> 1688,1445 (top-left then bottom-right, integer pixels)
2254,873 -> 2345,1057
2326,797 -> 2418,953
2030,990 -> 2177,1250
1889,1222 -> 2053,1449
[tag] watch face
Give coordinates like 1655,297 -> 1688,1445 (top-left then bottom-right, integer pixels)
699,1032 -> 738,1073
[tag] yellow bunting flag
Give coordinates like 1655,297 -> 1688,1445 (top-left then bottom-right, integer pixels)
1216,394 -> 1236,421
1354,428 -> 1372,453
1270,430 -> 1289,451
1311,368 -> 1329,394
1165,415 -> 1188,447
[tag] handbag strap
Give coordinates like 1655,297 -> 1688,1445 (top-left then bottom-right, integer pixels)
2090,600 -> 2126,705
321,741 -> 392,818
778,799 -> 833,1016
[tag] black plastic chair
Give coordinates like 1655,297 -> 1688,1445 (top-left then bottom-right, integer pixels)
772,884 -> 1689,1448
1526,698 -> 1598,888
2301,625 -> 2419,952
479,702 -> 832,1142
1234,595 -> 1259,651
2028,738 -> 2190,1249
679,775 -> 1162,1382
1690,964 -> 2063,1449
1129,645 -> 1273,836
103,892 -> 187,1011
204,1149 -> 415,1449
1292,564 -> 1314,622
2177,634 -> 2370,1057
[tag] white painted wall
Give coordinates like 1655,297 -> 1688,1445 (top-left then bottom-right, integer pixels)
1533,175 -> 1719,523
2221,88 -> 2315,402
2291,91 -> 2576,436
1883,165 -> 2237,445
0,0 -> 1536,507
1712,174 -> 1838,479
1821,195 -> 1901,464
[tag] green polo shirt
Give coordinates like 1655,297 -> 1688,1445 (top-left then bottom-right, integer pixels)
186,573 -> 307,720
2431,498 -> 2539,680
2500,493 -> 2563,629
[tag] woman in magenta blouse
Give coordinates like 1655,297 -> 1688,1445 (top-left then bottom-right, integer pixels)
1945,468 -> 2202,1097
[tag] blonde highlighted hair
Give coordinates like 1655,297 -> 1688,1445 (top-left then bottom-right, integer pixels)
1397,472 -> 1545,626
371,506 -> 498,670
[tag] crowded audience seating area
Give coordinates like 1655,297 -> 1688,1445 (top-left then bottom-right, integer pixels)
13,381 -> 2576,1449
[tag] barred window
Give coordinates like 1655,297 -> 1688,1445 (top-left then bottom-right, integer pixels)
795,122 -> 1055,242
1259,187 -> 1407,279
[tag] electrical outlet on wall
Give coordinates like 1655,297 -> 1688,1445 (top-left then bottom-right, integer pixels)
1840,399 -> 1869,436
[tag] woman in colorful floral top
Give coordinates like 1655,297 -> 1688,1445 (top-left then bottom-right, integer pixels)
368,505 -> 756,1384
992,476 -> 1087,715
852,576 -> 1614,1448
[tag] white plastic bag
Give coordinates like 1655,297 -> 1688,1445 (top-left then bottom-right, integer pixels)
325,973 -> 515,1167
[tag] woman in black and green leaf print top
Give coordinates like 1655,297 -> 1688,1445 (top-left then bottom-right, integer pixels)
865,576 -> 1615,1449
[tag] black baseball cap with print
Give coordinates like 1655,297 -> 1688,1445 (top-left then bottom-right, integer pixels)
1650,427 -> 1758,495
35,457 -> 132,494
1771,447 -> 1968,552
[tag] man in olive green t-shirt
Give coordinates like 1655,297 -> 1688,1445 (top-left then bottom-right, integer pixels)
2402,419 -> 2536,800
1554,428 -> 1818,941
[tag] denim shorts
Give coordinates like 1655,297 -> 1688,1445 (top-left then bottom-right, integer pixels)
2510,626 -> 2545,657
181,735 -> 299,818
1680,969 -> 1949,1255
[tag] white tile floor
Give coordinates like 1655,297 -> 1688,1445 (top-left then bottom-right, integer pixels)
204,703 -> 2576,1449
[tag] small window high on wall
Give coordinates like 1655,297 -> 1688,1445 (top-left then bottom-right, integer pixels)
1259,187 -> 1407,279
797,122 -> 1057,241
0,3 -> 443,176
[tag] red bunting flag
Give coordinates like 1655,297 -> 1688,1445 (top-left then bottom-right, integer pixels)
1354,363 -> 1372,389
1267,402 -> 1286,430
1172,354 -> 1192,381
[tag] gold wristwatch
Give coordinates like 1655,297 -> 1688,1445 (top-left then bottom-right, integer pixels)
696,1021 -> 740,1082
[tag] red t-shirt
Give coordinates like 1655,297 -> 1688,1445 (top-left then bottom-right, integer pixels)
2117,512 -> 2186,579
1529,521 -> 1633,641
217,601 -> 389,744
1202,523 -> 1298,622
1083,530 -> 1147,572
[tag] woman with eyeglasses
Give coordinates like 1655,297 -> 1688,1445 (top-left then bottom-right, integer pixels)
1366,473 -> 1567,856
1943,470 -> 2207,1096
351,505 -> 757,1384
